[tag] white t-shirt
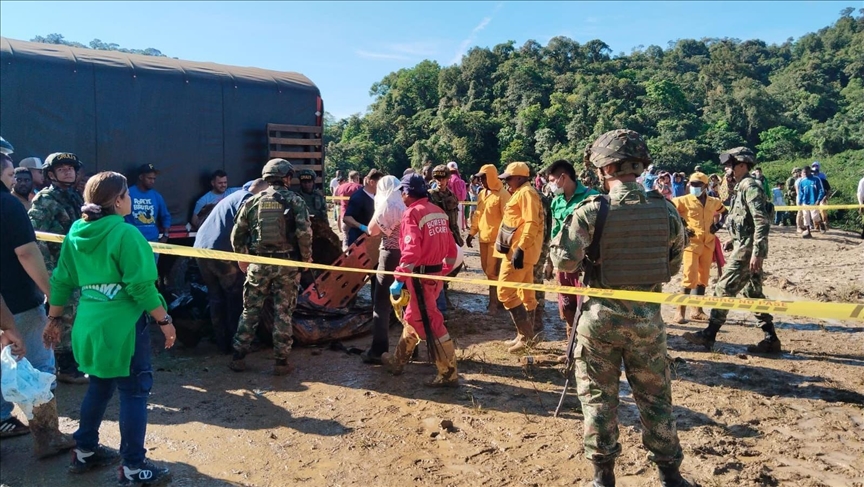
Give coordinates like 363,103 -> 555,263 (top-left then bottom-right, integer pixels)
857,177 -> 864,205
329,177 -> 340,195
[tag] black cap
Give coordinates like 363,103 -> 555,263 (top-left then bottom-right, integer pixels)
137,163 -> 159,175
400,173 -> 428,198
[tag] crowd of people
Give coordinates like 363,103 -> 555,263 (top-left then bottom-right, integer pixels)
1,127 -> 862,487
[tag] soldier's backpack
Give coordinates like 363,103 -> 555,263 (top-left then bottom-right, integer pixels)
255,188 -> 296,254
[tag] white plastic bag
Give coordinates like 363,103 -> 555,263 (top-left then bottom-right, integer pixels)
0,345 -> 55,419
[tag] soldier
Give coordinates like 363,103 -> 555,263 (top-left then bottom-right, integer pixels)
383,174 -> 459,387
427,164 -> 464,247
229,159 -> 313,375
683,147 -> 781,354
530,180 -> 553,334
671,172 -> 727,323
28,152 -> 87,384
549,129 -> 691,487
297,169 -> 327,221
495,162 -> 544,354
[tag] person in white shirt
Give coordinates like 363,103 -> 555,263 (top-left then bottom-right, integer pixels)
771,181 -> 791,226
857,175 -> 864,239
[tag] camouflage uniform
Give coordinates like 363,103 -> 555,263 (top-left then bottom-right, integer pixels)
297,169 -> 328,221
684,148 -> 780,354
231,161 -> 313,365
29,185 -> 83,356
550,130 -> 687,481
428,166 -> 464,247
579,167 -> 601,192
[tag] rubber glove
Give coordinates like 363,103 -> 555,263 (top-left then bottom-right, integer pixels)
512,248 -> 524,269
389,280 -> 404,296
359,224 -> 369,234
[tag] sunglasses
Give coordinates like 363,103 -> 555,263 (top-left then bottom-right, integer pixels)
434,175 -> 448,180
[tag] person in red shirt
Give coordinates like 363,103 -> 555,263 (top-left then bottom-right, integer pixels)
383,174 -> 459,387
334,171 -> 362,249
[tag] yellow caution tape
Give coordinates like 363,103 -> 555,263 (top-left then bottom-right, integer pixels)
36,232 -> 864,323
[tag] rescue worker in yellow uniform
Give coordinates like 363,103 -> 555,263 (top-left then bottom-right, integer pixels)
465,164 -> 510,313
671,172 -> 726,323
495,162 -> 544,353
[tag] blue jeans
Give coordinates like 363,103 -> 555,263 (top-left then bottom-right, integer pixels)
0,306 -> 56,421
436,287 -> 447,315
73,315 -> 153,466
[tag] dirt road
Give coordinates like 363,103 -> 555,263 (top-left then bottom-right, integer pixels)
1,226 -> 862,487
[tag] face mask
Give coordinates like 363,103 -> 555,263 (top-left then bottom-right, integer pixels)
548,181 -> 564,195
690,186 -> 703,197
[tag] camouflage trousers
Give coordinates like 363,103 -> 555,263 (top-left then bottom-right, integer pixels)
533,242 -> 551,303
233,263 -> 298,361
709,250 -> 773,327
574,315 -> 683,467
56,289 -> 80,354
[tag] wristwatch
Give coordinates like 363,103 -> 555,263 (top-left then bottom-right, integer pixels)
156,315 -> 173,327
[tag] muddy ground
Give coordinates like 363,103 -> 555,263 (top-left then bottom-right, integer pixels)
1,224 -> 863,487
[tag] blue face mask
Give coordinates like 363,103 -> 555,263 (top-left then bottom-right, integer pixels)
690,186 -> 703,197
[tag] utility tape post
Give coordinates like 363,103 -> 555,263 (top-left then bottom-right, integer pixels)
36,231 -> 864,324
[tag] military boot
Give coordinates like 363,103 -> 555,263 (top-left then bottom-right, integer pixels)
747,320 -> 782,354
381,328 -> 421,376
228,351 -> 246,372
585,460 -> 615,487
690,286 -> 709,321
674,288 -> 690,324
273,359 -> 295,376
507,305 -> 535,354
682,321 -> 721,351
30,397 -> 75,459
658,465 -> 692,487
426,338 -> 459,388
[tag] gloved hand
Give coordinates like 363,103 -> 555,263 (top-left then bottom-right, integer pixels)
465,234 -> 474,248
512,247 -> 524,270
709,222 -> 723,234
686,227 -> 696,238
359,224 -> 369,235
389,280 -> 404,296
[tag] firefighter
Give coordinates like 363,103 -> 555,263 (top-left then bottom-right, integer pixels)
383,174 -> 459,387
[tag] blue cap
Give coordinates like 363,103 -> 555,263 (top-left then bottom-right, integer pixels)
400,173 -> 428,198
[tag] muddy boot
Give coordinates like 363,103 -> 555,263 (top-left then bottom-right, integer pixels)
683,321 -> 721,351
585,460 -> 615,487
228,351 -> 246,372
658,465 -> 691,487
747,320 -> 782,354
507,305 -> 535,354
56,351 -> 89,385
426,338 -> 459,388
273,359 -> 295,376
690,286 -> 708,321
382,328 -> 421,376
30,398 -> 75,459
487,286 -> 500,314
503,305 -> 523,346
533,305 -> 546,340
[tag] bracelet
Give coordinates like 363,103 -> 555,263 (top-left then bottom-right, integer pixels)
47,315 -> 63,321
156,315 -> 173,327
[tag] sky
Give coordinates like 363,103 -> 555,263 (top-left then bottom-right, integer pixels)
0,1 -> 857,119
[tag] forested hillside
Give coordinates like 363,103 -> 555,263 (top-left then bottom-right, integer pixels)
324,8 -> 864,178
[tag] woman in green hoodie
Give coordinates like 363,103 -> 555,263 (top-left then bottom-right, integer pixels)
43,171 -> 175,485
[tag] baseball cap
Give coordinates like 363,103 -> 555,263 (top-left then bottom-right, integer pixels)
137,163 -> 159,175
19,157 -> 43,170
499,162 -> 530,179
400,173 -> 428,198
689,172 -> 709,185
811,161 -> 820,168
446,161 -> 458,171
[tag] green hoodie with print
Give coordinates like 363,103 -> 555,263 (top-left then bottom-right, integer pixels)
49,214 -> 165,378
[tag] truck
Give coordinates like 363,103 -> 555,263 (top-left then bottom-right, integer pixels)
0,36 -> 326,238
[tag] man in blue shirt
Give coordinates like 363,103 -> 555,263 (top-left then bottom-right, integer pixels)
126,164 -> 171,247
796,166 -> 825,238
191,170 -> 240,229
193,178 -> 267,353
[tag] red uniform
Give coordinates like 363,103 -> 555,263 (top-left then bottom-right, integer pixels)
396,197 -> 456,340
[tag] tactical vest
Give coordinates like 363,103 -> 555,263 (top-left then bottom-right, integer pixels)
254,188 -> 296,255
595,191 -> 672,287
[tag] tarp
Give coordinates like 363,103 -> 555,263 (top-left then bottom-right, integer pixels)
0,37 -> 321,225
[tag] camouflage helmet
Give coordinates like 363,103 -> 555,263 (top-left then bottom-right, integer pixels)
43,152 -> 83,173
584,129 -> 651,177
261,158 -> 294,179
298,169 -> 316,182
719,147 -> 756,166
432,164 -> 449,178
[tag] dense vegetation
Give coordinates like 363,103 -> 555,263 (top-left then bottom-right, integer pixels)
29,33 -> 168,57
324,8 -> 864,181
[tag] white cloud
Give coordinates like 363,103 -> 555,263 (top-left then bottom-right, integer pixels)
355,49 -> 410,61
450,3 -> 503,65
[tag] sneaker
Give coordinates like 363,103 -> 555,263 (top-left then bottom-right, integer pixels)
69,445 -> 120,473
117,459 -> 170,485
0,417 -> 30,438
